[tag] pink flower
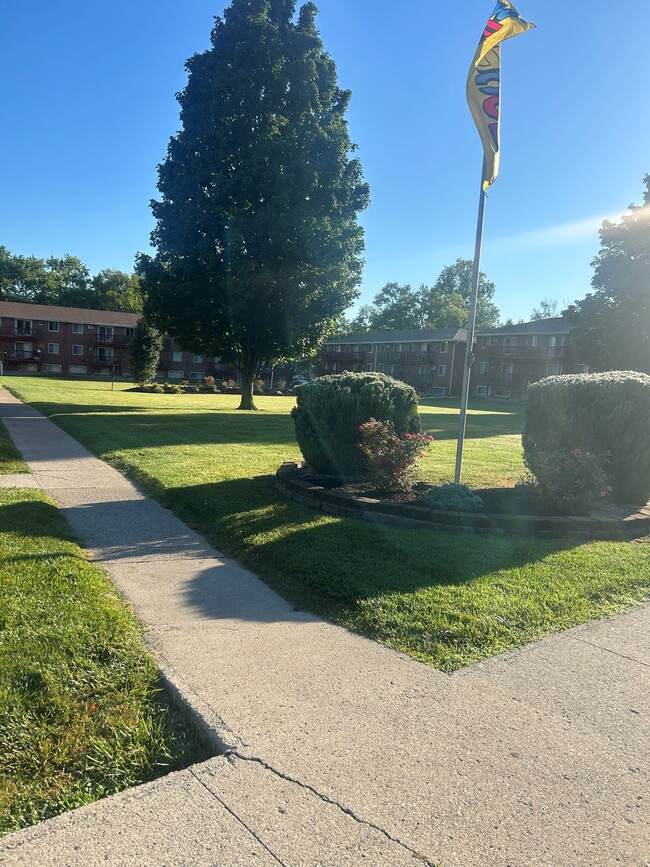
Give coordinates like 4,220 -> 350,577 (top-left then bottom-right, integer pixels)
600,490 -> 607,497
570,448 -> 582,457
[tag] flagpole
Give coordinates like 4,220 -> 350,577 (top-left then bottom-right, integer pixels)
454,159 -> 487,485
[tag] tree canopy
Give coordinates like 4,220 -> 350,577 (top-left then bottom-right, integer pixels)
0,246 -> 142,312
138,0 -> 369,409
566,176 -> 650,374
334,259 -> 500,335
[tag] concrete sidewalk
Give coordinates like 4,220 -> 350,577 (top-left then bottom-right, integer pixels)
0,387 -> 648,867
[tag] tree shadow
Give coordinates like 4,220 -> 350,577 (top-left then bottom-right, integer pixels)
159,476 -> 585,622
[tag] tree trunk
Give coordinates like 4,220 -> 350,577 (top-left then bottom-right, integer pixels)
238,370 -> 258,410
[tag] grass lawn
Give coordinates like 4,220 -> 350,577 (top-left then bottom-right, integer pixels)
0,487 -> 209,834
4,378 -> 649,672
0,419 -> 28,475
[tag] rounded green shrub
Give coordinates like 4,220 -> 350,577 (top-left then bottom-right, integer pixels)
423,483 -> 484,513
523,371 -> 650,505
291,372 -> 422,476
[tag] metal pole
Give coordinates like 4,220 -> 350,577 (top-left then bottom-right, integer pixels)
454,162 -> 488,484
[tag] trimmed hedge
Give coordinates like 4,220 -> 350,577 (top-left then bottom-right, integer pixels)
291,372 -> 422,476
523,371 -> 650,505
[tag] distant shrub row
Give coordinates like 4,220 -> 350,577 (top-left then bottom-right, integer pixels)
523,371 -> 650,506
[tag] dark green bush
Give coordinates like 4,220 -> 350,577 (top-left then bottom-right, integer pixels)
291,372 -> 422,476
523,372 -> 650,505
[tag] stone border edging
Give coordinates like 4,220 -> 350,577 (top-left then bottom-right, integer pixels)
276,462 -> 650,541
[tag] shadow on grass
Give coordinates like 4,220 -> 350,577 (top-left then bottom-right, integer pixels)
156,476 -> 583,622
0,497 -> 75,543
21,405 -> 300,451
419,410 -> 523,440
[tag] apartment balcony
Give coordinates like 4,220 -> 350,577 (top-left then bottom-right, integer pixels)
92,353 -> 120,364
499,345 -> 569,359
376,350 -> 436,363
476,371 -> 516,387
322,349 -> 366,361
89,333 -> 131,347
0,326 -> 44,340
5,349 -> 40,361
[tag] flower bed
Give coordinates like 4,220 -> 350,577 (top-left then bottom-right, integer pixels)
276,461 -> 650,541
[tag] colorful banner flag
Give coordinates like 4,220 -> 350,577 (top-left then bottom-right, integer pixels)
467,1 -> 535,190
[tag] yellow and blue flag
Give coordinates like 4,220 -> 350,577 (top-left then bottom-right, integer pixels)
467,1 -> 535,190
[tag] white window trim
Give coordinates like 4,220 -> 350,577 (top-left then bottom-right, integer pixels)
48,322 -> 59,332
437,364 -> 447,376
72,345 -> 84,356
47,343 -> 59,354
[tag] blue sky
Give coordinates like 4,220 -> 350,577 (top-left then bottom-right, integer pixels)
1,1 -> 648,322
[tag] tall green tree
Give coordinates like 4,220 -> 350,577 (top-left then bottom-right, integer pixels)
566,176 -> 650,373
530,298 -> 560,321
92,269 -> 143,312
129,318 -> 163,384
138,0 -> 369,409
425,259 -> 500,329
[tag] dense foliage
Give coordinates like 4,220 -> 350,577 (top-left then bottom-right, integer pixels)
337,259 -> 500,335
523,372 -> 650,505
138,0 -> 369,410
358,418 -> 433,492
0,246 -> 142,312
291,372 -> 421,476
566,175 -> 650,373
525,447 -> 610,515
128,319 -> 163,384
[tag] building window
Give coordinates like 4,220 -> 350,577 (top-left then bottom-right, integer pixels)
365,344 -> 372,353
432,387 -> 446,397
546,363 -> 562,375
495,387 -> 511,398
72,323 -> 83,334
419,365 -> 429,375
437,364 -> 447,376
501,362 -> 514,375
72,345 -> 83,356
527,335 -> 537,347
47,343 -> 59,354
481,337 -> 491,349
98,327 -> 114,342
189,370 -> 203,379
168,370 -> 184,379
192,355 -> 203,364
173,351 -> 183,362
479,362 -> 489,374
69,365 -> 87,375
366,363 -> 374,372
48,321 -> 59,332
577,363 -> 589,374
124,328 -> 134,338
332,344 -> 341,353
15,319 -> 32,336
548,335 -> 565,347
439,342 -> 448,353
42,363 -> 62,373
476,385 -> 489,397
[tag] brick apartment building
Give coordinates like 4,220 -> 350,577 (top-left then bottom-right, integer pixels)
0,300 -> 237,381
320,318 -> 586,399
320,328 -> 468,396
472,317 -> 587,400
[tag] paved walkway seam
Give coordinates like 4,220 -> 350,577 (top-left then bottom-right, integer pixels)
187,767 -> 287,866
228,752 -> 437,866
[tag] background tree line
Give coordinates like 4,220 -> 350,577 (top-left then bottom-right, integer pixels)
0,246 -> 143,313
334,258 -> 501,335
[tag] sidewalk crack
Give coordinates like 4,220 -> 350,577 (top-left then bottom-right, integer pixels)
188,767 -> 287,866
229,751 -> 437,865
568,635 -> 650,668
